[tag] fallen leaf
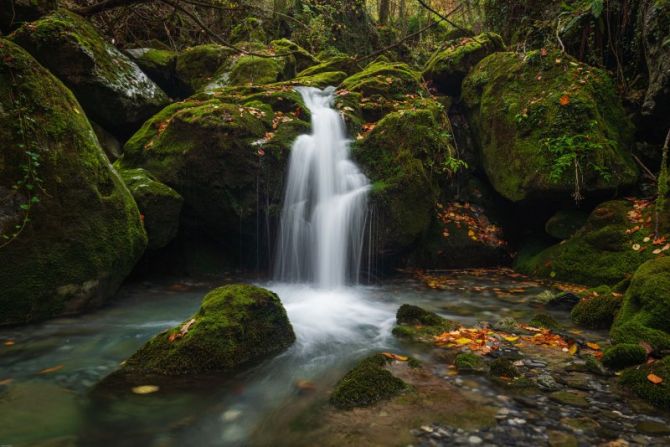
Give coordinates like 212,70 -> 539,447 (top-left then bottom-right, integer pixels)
559,95 -> 570,106
0,378 -> 12,385
502,335 -> 519,342
632,244 -> 641,251
647,373 -> 663,384
569,344 -> 578,355
39,365 -> 64,374
132,385 -> 160,394
586,342 -> 601,350
382,352 -> 409,361
4,340 -> 14,347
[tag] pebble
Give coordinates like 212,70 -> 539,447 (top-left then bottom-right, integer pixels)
467,435 -> 482,444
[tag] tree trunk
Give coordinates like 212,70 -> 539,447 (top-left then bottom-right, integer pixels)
379,0 -> 390,25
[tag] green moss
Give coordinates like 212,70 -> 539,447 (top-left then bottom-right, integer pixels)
545,209 -> 589,240
330,354 -> 407,410
620,356 -> 670,409
121,284 -> 295,375
462,51 -> 637,202
571,287 -> 622,329
455,353 -> 487,373
174,44 -> 233,93
610,257 -> 670,351
602,344 -> 647,369
298,55 -> 357,78
270,38 -> 318,73
529,313 -> 562,331
489,358 -> 519,378
9,9 -> 168,134
423,32 -> 505,96
0,39 -> 147,325
392,304 -> 459,342
341,60 -> 423,98
228,55 -> 285,86
230,17 -> 267,44
117,167 -> 183,250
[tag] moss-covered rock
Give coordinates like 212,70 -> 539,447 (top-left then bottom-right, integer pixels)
353,98 -> 459,259
10,9 -> 169,137
455,353 -> 487,373
270,38 -> 318,73
0,39 -> 147,325
620,355 -> 670,409
529,313 -> 562,331
545,209 -> 589,240
227,55 -> 287,86
298,55 -> 358,78
119,85 -> 308,267
392,304 -> 459,342
516,201 -> 658,286
602,343 -> 647,370
0,0 -> 56,32
341,59 -> 423,100
119,284 -> 295,375
126,48 -> 179,98
489,358 -> 519,378
174,44 -> 233,94
330,354 -> 407,410
462,51 -> 637,202
610,257 -> 670,351
230,17 -> 267,44
423,32 -> 505,96
571,286 -> 623,329
118,168 -> 183,250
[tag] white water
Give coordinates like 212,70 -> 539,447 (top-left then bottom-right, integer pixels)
274,86 -> 370,288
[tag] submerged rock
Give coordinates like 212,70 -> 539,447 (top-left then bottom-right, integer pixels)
462,51 -> 637,202
330,353 -> 407,410
393,304 -> 459,342
0,39 -> 147,325
118,168 -> 183,250
117,284 -> 295,376
10,9 -> 169,137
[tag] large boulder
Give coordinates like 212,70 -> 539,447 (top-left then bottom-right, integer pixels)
0,0 -> 56,33
126,48 -> 180,98
640,0 -> 670,124
117,284 -> 295,376
462,51 -> 638,202
10,9 -> 169,138
174,44 -> 233,94
423,32 -> 505,96
0,39 -> 147,325
118,168 -> 183,250
516,200 -> 667,286
611,257 -> 670,351
118,85 -> 310,267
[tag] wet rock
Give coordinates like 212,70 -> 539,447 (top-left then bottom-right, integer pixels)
549,391 -> 589,408
546,293 -> 581,311
547,430 -> 578,447
635,420 -> 670,436
536,373 -> 561,392
455,353 -> 487,374
392,304 -> 458,342
545,209 -> 588,241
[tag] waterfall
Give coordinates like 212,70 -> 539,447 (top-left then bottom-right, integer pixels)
274,86 -> 370,289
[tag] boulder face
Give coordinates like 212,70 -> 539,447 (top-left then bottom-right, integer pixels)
611,257 -> 670,351
119,85 -> 310,267
462,51 -> 638,202
640,0 -> 670,123
119,284 -> 296,376
174,44 -> 234,94
118,168 -> 183,250
126,48 -> 179,98
423,32 -> 505,96
10,9 -> 169,138
0,0 -> 56,32
0,39 -> 147,326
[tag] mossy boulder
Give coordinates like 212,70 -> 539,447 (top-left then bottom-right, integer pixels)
393,304 -> 459,342
571,286 -> 623,329
529,313 -> 562,331
610,257 -> 670,352
620,355 -> 670,409
602,343 -> 647,370
424,32 -> 505,96
330,354 -> 407,410
174,44 -> 233,94
0,39 -> 147,325
227,55 -> 287,86
119,284 -> 295,376
298,55 -> 358,78
270,38 -> 318,73
10,9 -> 169,137
353,99 -> 458,259
126,48 -> 179,98
462,51 -> 637,202
0,0 -> 56,32
516,201 -> 657,286
341,59 -> 423,100
118,85 -> 309,267
545,209 -> 589,240
118,168 -> 183,250
230,17 -> 267,44
455,353 -> 487,373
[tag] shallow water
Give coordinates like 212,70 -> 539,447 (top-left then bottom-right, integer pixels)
0,273 -> 646,446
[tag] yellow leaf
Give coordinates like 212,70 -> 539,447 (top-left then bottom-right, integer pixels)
568,344 -> 578,355
647,373 -> 663,384
586,342 -> 601,350
503,335 -> 519,342
455,337 -> 472,345
132,385 -> 160,394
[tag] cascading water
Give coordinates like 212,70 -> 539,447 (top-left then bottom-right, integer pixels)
274,86 -> 370,288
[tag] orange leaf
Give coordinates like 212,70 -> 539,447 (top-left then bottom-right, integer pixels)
559,95 -> 570,106
382,352 -> 408,361
647,373 -> 663,384
39,364 -> 64,374
586,342 -> 601,350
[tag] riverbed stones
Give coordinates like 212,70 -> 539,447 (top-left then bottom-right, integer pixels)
549,390 -> 589,408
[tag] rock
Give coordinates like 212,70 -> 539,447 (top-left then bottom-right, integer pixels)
536,373 -> 561,392
635,420 -> 670,436
174,44 -> 233,94
126,48 -> 180,98
560,416 -> 599,431
571,286 -> 623,329
117,284 -> 295,375
0,0 -> 56,33
640,1 -> 670,125
610,257 -> 670,351
270,39 -> 318,73
91,121 -> 122,161
546,292 -> 581,311
455,353 -> 487,374
516,201 -> 658,286
548,390 -> 589,408
118,85 -> 309,268
330,353 -> 406,410
529,313 -> 561,331
0,39 -> 147,325
545,209 -> 589,240
118,168 -> 183,250
548,430 -> 578,447
298,54 -> 357,78
462,51 -> 637,202
489,358 -> 519,378
392,304 -> 459,342
602,343 -> 647,370
10,10 -> 169,138
230,17 -> 267,44
227,54 -> 290,86
423,32 -> 505,96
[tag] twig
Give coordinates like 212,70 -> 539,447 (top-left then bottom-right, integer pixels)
632,153 -> 657,181
415,0 -> 470,34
